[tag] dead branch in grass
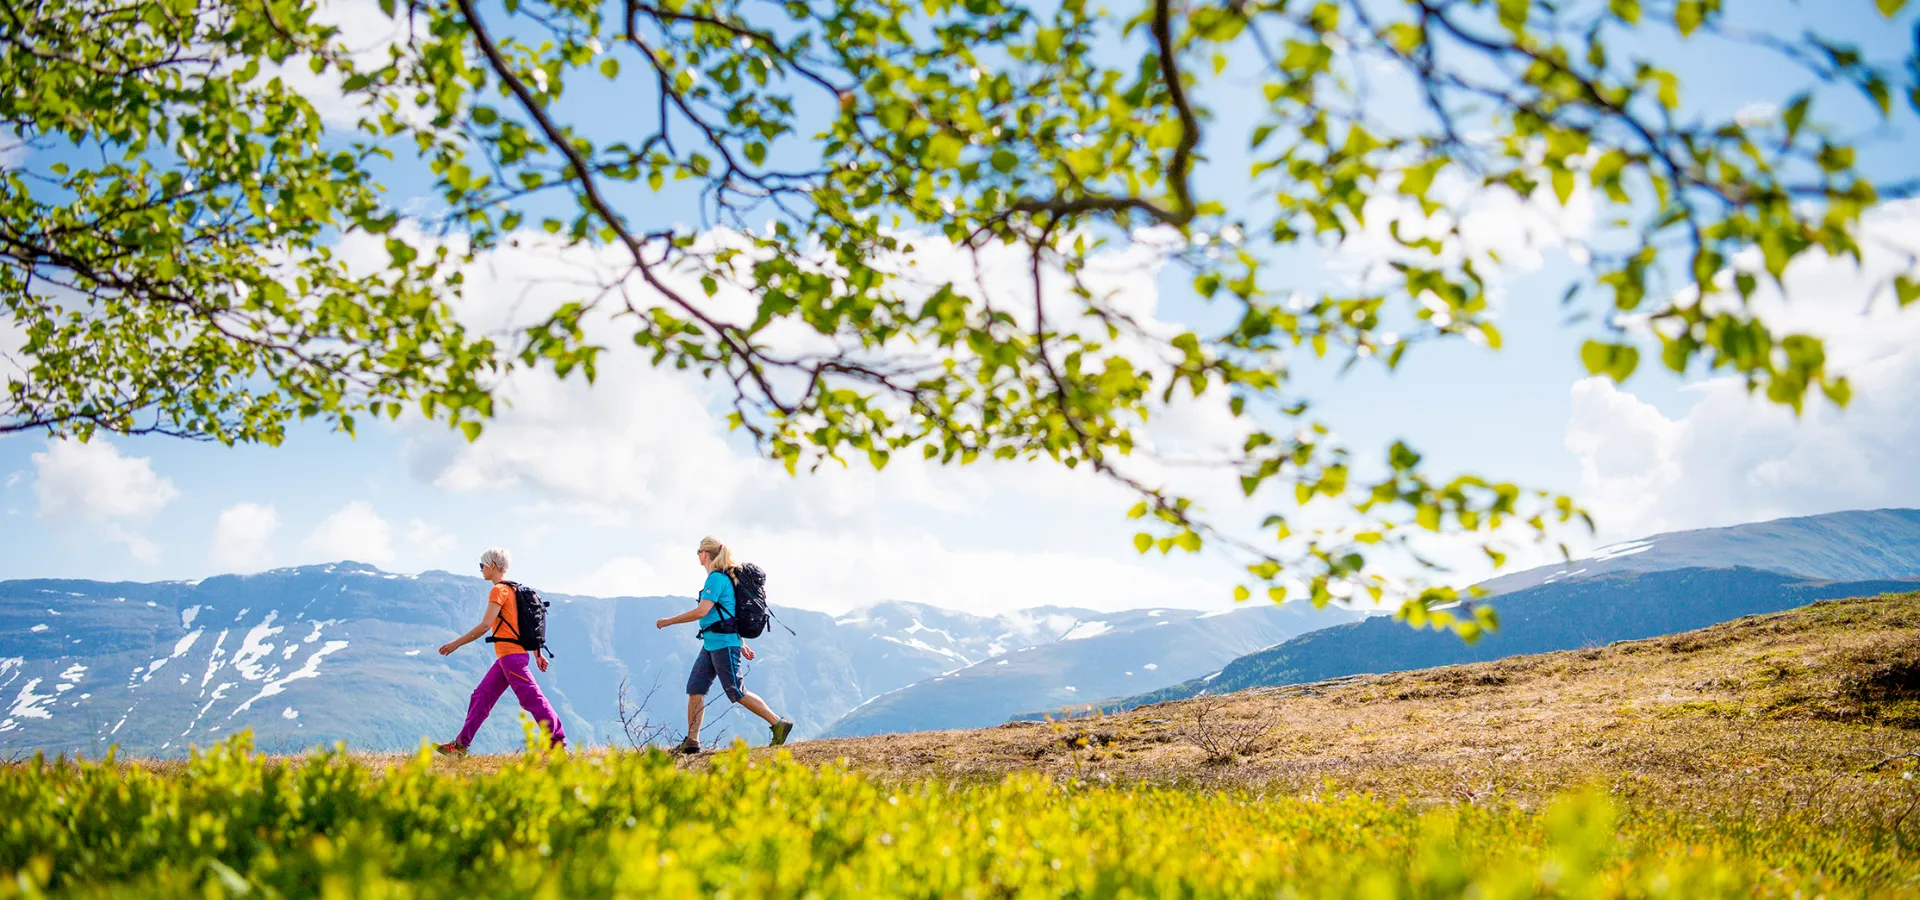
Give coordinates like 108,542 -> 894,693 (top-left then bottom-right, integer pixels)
616,675 -> 677,750
1179,695 -> 1278,765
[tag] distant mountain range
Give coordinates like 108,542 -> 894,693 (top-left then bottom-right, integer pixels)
1479,508 -> 1920,593
1032,508 -> 1920,718
820,602 -> 1364,738
0,564 -> 1347,757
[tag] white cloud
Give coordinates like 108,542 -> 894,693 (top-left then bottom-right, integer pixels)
209,503 -> 280,573
32,438 -> 179,522
252,0 -> 427,129
404,518 -> 457,558
302,500 -> 396,565
103,524 -> 163,564
1565,200 -> 1920,541
557,556 -> 669,599
1338,167 -> 1597,291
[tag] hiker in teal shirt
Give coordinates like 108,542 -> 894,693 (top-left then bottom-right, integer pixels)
655,535 -> 794,754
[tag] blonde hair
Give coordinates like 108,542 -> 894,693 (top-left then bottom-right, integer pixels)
698,536 -> 737,574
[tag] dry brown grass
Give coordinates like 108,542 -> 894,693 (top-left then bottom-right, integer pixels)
753,592 -> 1920,829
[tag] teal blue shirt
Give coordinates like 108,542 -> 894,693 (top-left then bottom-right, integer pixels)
697,570 -> 742,651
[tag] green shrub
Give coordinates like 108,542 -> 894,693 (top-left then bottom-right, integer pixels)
1,732 -> 1914,898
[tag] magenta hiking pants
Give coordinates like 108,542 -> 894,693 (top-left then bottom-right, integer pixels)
454,652 -> 566,748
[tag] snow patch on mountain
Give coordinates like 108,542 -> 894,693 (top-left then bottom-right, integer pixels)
231,612 -> 286,681
141,629 -> 204,683
185,683 -> 239,735
902,620 -> 959,645
6,678 -> 55,722
198,629 -> 232,687
878,635 -> 971,665
230,640 -> 349,716
1059,621 -> 1112,641
1591,539 -> 1656,562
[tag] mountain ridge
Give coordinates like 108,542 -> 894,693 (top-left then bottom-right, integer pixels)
1001,508 -> 1920,721
1048,564 -> 1920,717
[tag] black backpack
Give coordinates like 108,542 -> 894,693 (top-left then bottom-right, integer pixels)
485,581 -> 553,657
703,563 -> 772,639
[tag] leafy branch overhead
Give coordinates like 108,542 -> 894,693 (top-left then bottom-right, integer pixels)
3,0 -> 1917,624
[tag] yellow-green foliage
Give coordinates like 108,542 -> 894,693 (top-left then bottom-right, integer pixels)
1,733 -> 1914,899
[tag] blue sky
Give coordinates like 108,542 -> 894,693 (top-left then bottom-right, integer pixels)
3,0 -> 1918,614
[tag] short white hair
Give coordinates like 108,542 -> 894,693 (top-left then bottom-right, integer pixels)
480,547 -> 511,572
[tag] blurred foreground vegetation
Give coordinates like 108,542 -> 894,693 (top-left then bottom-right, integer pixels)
2,728 -> 1915,899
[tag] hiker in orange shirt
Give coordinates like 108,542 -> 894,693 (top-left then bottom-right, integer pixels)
434,547 -> 566,754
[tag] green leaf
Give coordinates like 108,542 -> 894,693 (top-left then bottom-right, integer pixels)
1497,0 -> 1528,31
1581,341 -> 1641,382
1674,0 -> 1704,36
1551,167 -> 1575,204
1896,275 -> 1920,308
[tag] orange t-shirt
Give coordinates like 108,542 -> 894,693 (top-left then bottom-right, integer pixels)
489,583 -> 527,658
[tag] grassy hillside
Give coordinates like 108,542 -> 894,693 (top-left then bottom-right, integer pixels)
781,591 -> 1920,804
1079,567 -> 1920,716
4,591 -> 1917,897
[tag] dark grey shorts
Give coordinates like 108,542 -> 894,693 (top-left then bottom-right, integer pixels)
686,647 -> 744,702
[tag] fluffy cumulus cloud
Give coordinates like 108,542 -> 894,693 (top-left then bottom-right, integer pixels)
302,500 -> 396,565
31,438 -> 179,563
404,518 -> 459,560
1565,200 -> 1920,541
209,503 -> 281,573
1337,167 -> 1598,295
260,0 -> 422,129
32,439 -> 178,522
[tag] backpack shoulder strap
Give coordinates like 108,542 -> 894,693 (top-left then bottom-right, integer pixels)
485,580 -> 523,643
697,571 -> 738,637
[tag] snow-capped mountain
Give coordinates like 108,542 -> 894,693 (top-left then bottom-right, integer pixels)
821,602 -> 1365,738
1480,508 -> 1920,594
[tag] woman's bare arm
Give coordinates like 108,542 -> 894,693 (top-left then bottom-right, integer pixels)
439,602 -> 502,655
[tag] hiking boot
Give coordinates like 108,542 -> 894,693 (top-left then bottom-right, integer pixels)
673,737 -> 701,756
770,719 -> 794,747
434,741 -> 468,756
